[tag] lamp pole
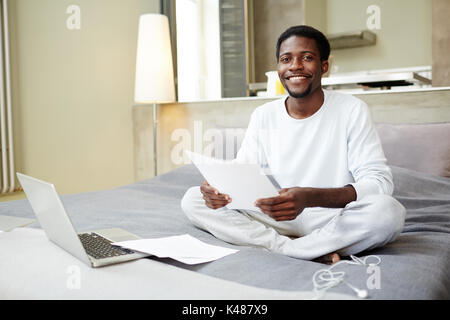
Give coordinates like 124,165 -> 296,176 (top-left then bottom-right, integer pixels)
153,102 -> 157,177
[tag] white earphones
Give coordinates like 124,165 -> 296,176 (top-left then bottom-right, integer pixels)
312,255 -> 381,299
345,281 -> 368,299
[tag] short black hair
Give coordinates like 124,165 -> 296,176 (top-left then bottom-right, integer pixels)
276,25 -> 330,61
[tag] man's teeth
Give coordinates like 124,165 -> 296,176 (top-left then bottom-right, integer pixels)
289,76 -> 308,80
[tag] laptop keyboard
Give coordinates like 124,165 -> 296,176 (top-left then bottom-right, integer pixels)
78,232 -> 135,260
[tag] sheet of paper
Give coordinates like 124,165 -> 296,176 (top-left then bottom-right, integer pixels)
112,234 -> 239,265
0,215 -> 36,232
185,151 -> 279,211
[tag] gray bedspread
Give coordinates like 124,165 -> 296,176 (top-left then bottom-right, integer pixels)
1,165 -> 449,300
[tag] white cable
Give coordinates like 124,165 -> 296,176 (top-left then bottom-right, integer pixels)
311,255 -> 381,299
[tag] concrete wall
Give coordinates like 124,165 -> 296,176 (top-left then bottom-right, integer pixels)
251,0 -> 305,83
304,0 -> 327,32
432,0 -> 450,86
9,0 -> 159,194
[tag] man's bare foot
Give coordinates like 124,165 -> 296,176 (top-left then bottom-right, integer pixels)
313,252 -> 341,265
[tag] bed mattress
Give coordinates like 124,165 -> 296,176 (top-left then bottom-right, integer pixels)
0,165 -> 449,299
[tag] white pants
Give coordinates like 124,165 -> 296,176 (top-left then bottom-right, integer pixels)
181,186 -> 406,260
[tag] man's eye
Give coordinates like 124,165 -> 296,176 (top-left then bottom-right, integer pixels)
303,55 -> 313,61
280,57 -> 289,63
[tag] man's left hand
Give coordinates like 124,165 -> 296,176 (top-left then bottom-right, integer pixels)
254,187 -> 308,221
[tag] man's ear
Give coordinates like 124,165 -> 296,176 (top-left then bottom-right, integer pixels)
321,60 -> 329,75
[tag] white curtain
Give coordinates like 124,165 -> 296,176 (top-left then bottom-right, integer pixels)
176,0 -> 221,101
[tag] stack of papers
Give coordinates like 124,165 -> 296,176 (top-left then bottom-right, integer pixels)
113,234 -> 239,265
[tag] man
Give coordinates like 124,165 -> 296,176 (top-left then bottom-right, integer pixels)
181,25 -> 405,264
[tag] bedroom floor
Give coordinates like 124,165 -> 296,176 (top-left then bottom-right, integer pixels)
0,191 -> 26,202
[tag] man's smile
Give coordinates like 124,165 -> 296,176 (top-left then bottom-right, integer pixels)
285,73 -> 312,84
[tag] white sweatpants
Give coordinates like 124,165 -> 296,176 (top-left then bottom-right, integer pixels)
181,186 -> 406,260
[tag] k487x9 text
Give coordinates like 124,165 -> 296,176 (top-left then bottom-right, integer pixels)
182,304 -> 268,317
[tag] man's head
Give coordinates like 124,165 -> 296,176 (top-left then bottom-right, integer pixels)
276,25 -> 330,99
276,25 -> 330,62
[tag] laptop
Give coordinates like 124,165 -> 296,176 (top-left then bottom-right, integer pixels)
17,173 -> 149,268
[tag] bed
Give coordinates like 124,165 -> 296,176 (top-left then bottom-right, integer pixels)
0,122 -> 449,300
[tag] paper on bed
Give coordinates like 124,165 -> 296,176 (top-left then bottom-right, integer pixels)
185,150 -> 279,211
112,234 -> 238,265
0,215 -> 36,232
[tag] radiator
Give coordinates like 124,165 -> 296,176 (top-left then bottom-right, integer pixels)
0,0 -> 15,194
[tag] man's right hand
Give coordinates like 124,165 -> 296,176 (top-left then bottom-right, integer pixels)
200,180 -> 231,210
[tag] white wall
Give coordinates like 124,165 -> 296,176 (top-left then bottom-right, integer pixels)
325,0 -> 432,73
10,0 -> 159,194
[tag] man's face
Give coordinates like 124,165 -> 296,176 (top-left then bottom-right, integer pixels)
277,36 -> 328,99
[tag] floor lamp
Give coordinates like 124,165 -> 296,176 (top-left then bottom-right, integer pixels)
134,14 -> 176,177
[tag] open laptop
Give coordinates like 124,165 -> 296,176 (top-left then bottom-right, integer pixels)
17,173 -> 149,268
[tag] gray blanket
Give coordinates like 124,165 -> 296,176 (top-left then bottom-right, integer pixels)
1,165 -> 449,299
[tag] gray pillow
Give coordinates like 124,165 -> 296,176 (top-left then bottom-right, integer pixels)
376,122 -> 450,178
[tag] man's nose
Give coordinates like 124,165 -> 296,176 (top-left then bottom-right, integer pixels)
289,57 -> 304,70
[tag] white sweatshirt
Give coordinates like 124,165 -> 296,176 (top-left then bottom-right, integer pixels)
234,89 -> 393,201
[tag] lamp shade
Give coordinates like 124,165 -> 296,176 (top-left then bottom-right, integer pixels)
134,14 -> 175,103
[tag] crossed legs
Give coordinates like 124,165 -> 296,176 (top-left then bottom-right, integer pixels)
181,186 -> 406,261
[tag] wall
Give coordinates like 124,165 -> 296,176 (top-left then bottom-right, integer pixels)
304,0 -> 327,33
9,0 -> 159,194
251,0 -> 305,83
133,98 -> 265,181
133,88 -> 450,181
432,0 -> 450,86
326,0 -> 432,74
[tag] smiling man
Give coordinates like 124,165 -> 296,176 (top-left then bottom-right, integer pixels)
181,25 -> 406,264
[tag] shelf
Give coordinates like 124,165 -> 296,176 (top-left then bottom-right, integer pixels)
322,72 -> 431,88
327,30 -> 376,49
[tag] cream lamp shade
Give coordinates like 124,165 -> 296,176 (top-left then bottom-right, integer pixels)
134,14 -> 175,103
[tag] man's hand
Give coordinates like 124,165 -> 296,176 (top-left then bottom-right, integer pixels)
200,180 -> 231,210
254,187 -> 307,221
254,185 -> 357,221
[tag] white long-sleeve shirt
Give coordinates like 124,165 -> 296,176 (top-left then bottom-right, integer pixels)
234,89 -> 393,201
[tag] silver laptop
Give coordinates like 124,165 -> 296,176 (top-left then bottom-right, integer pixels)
17,173 -> 149,268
